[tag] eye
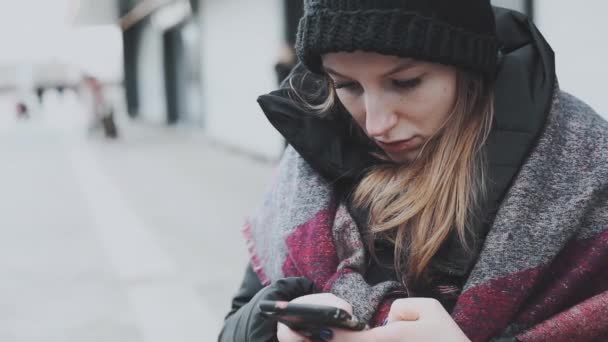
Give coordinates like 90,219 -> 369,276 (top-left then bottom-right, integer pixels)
334,81 -> 361,91
391,77 -> 422,90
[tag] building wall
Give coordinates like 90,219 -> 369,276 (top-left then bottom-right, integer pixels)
199,0 -> 284,160
491,0 -> 608,118
535,0 -> 608,118
137,23 -> 168,124
72,0 -> 119,26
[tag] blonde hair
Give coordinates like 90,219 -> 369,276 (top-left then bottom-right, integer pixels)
290,69 -> 494,286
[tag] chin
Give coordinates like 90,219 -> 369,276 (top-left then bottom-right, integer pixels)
387,150 -> 420,164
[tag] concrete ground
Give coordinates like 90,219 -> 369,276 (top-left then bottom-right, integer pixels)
0,91 -> 276,341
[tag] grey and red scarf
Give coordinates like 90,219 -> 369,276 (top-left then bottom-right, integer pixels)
243,91 -> 608,341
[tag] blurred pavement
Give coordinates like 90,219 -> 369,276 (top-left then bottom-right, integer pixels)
0,92 -> 275,341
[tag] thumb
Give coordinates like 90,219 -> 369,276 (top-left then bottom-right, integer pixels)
386,298 -> 425,323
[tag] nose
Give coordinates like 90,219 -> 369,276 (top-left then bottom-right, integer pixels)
364,93 -> 398,138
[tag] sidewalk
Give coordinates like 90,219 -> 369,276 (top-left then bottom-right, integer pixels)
88,116 -> 277,331
0,94 -> 277,341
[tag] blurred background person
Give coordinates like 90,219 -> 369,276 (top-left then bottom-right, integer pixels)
15,100 -> 29,120
81,74 -> 118,138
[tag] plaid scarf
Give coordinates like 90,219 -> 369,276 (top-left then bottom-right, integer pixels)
244,91 -> 608,341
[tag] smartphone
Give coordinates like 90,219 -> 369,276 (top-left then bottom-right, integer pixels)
259,300 -> 367,338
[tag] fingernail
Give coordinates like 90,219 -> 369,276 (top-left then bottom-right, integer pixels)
319,328 -> 334,340
382,318 -> 389,326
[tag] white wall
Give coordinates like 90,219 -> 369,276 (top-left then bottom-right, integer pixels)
200,0 -> 284,160
65,25 -> 124,83
137,24 -> 168,124
535,0 -> 608,118
72,0 -> 118,26
0,0 -> 71,65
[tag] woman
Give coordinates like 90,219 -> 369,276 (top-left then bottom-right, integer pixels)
220,1 -> 608,341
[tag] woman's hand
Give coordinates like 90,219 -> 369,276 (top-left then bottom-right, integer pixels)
373,297 -> 471,342
294,297 -> 470,342
276,293 -> 353,342
278,296 -> 470,342
337,297 -> 468,342
218,276 -> 315,342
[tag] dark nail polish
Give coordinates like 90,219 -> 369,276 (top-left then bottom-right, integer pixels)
382,318 -> 389,326
319,328 -> 334,340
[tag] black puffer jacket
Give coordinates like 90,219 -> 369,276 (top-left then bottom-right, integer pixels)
219,7 -> 555,342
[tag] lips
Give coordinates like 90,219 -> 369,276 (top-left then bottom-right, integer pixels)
376,137 -> 420,153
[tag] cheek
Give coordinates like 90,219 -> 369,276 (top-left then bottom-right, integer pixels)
410,80 -> 456,130
433,85 -> 457,118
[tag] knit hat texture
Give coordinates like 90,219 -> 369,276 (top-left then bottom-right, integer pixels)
296,0 -> 499,76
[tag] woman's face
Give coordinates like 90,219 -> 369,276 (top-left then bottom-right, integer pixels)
322,52 -> 458,163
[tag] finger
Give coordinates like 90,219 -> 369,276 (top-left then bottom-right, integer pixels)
386,300 -> 419,323
369,321 -> 422,340
387,298 -> 442,323
276,322 -> 311,342
328,326 -> 390,342
387,309 -> 420,323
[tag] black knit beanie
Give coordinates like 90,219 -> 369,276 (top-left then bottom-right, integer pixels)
296,0 -> 499,77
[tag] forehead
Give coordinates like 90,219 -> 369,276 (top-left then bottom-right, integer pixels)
321,51 -> 419,77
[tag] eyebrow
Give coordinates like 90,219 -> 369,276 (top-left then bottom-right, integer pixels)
324,59 -> 416,79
